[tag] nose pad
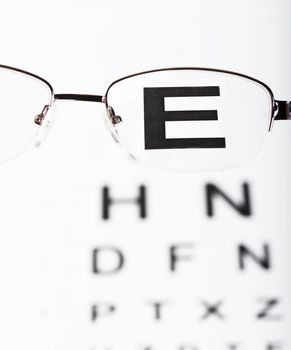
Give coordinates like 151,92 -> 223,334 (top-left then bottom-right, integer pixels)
104,106 -> 122,143
35,104 -> 58,148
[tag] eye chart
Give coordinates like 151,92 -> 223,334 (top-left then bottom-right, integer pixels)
0,1 -> 290,350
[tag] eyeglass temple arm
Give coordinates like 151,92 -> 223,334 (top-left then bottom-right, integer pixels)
54,93 -> 104,103
274,100 -> 291,120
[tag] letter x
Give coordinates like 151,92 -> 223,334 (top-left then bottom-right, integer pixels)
201,300 -> 225,320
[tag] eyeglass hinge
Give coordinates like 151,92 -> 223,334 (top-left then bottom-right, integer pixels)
288,101 -> 291,120
274,100 -> 291,120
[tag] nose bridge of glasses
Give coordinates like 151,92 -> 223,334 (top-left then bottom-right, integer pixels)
54,93 -> 105,103
54,92 -> 121,143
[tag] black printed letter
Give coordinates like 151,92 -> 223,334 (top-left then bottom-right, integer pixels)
266,342 -> 282,350
238,244 -> 271,270
91,303 -> 116,322
144,86 -> 225,149
170,243 -> 194,272
147,301 -> 167,321
256,298 -> 281,320
102,185 -> 147,220
206,183 -> 251,217
92,246 -> 124,275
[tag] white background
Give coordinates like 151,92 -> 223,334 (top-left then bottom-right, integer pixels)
0,0 -> 290,349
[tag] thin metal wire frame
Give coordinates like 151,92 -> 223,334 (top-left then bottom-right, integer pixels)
0,64 -> 55,107
103,67 -> 282,130
0,64 -> 289,125
104,66 -> 276,104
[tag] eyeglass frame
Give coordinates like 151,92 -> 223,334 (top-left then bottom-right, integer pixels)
0,64 -> 290,137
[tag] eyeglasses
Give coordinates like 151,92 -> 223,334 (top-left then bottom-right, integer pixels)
0,64 -> 290,171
